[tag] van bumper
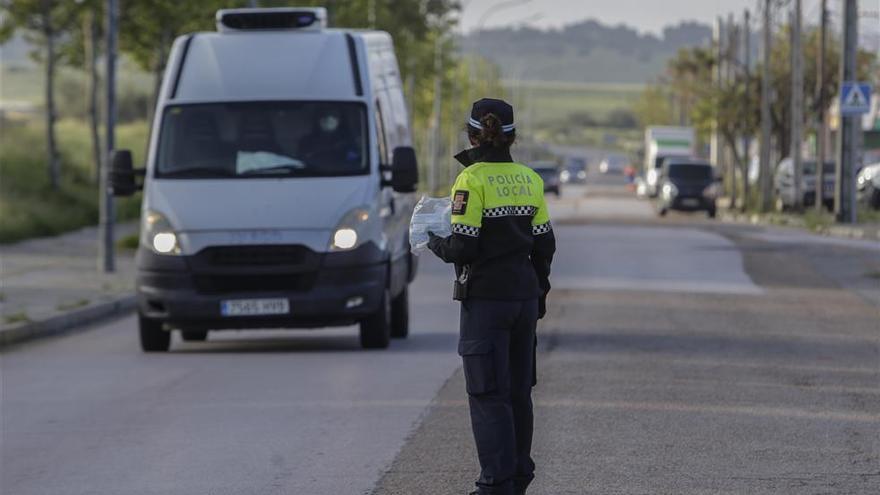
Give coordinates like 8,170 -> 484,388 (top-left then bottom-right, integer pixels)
135,245 -> 388,330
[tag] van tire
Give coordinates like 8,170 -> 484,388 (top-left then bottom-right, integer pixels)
360,290 -> 391,349
181,330 -> 208,342
139,313 -> 170,352
390,287 -> 409,339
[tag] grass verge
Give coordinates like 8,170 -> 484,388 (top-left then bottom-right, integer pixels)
0,118 -> 147,244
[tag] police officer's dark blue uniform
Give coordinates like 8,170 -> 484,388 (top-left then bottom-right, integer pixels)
428,98 -> 556,495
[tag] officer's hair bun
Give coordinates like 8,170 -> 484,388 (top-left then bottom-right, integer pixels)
477,113 -> 514,148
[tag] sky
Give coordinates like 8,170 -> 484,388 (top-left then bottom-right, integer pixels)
458,0 -> 880,46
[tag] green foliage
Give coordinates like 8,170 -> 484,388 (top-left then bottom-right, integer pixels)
116,232 -> 140,250
633,84 -> 674,127
647,23 -> 877,161
0,119 -> 146,243
0,0 -> 86,56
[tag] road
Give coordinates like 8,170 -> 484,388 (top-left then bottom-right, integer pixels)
3,175 -> 879,494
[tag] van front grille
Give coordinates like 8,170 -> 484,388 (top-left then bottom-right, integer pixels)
202,245 -> 312,266
194,273 -> 316,294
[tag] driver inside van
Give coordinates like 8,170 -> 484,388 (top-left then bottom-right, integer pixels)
298,107 -> 362,170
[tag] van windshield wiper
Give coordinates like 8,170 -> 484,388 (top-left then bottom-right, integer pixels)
160,167 -> 236,178
240,164 -> 306,176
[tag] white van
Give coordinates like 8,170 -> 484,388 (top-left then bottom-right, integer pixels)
112,8 -> 419,352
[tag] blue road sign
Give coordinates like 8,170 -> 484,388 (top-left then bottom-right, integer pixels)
840,82 -> 871,115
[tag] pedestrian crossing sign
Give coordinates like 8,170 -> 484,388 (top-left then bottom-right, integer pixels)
840,82 -> 871,115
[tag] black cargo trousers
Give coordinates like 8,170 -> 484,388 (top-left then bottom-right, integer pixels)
458,297 -> 538,495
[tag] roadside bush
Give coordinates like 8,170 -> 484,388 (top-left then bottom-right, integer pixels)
604,108 -> 638,129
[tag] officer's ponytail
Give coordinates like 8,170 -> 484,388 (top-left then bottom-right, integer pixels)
473,113 -> 515,148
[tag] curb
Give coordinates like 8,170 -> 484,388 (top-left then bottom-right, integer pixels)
0,294 -> 137,349
720,211 -> 880,242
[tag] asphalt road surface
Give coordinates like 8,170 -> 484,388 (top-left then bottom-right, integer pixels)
3,178 -> 879,495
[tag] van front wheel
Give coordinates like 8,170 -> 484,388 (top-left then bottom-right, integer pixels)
390,287 -> 409,339
139,313 -> 170,352
360,290 -> 391,349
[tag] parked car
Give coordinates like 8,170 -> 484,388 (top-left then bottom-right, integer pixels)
657,160 -> 718,218
532,162 -> 562,197
111,7 -> 419,352
773,158 -> 835,211
599,154 -> 628,174
560,157 -> 587,184
857,162 -> 880,209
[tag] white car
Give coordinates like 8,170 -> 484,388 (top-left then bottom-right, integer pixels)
857,162 -> 880,209
112,8 -> 418,351
599,155 -> 627,174
773,158 -> 835,211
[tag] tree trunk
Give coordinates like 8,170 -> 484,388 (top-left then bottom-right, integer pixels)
44,10 -> 60,190
86,10 -> 102,184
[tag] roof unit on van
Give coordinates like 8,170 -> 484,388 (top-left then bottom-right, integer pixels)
216,7 -> 328,33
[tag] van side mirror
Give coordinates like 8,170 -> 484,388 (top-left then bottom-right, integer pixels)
110,149 -> 143,197
388,146 -> 418,193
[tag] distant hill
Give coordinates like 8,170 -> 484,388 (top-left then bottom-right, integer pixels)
462,20 -> 712,84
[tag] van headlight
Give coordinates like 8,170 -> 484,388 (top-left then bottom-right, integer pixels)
142,210 -> 181,255
662,183 -> 678,199
330,207 -> 372,251
702,183 -> 719,199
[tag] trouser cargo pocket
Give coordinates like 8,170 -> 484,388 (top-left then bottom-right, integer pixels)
458,339 -> 496,396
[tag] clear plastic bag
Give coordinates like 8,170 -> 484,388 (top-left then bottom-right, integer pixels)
409,195 -> 451,254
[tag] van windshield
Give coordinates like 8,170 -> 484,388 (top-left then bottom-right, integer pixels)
668,163 -> 713,181
156,101 -> 368,178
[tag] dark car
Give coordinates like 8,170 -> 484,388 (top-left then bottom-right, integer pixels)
657,160 -> 718,218
532,163 -> 561,197
560,157 -> 587,184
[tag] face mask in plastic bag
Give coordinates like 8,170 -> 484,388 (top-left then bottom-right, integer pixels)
409,196 -> 452,254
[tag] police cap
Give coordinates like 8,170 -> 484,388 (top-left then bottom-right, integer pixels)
467,98 -> 515,135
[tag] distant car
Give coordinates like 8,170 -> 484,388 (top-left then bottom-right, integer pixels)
773,158 -> 835,211
532,163 -> 561,197
657,160 -> 718,218
647,154 -> 692,197
599,154 -> 628,174
560,157 -> 587,184
857,162 -> 880,209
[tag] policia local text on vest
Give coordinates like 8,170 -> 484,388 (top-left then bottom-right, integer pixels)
427,98 -> 556,495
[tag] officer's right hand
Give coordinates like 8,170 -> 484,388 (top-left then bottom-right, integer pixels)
538,296 -> 546,319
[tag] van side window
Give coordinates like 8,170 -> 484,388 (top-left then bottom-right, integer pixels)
375,101 -> 389,165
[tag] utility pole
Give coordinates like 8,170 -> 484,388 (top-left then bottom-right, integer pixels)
759,0 -> 773,212
728,13 -> 739,209
790,0 -> 804,210
428,34 -> 444,195
742,8 -> 751,212
815,0 -> 828,211
99,0 -> 117,273
835,0 -> 859,223
711,17 -> 723,178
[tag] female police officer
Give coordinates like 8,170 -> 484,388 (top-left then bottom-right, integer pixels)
427,98 -> 555,495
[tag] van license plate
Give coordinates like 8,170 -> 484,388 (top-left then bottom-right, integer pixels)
221,298 -> 289,316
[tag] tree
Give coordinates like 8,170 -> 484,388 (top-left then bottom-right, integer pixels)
646,23 -> 876,211
119,0 -> 245,124
60,0 -> 103,182
1,0 -> 86,189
